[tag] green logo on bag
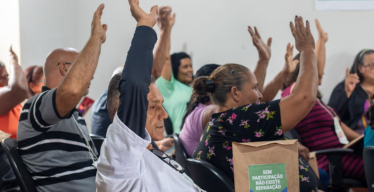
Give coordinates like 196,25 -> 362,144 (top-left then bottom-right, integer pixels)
248,163 -> 287,192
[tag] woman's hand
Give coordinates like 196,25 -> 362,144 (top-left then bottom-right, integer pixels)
290,16 -> 315,52
298,142 -> 310,161
345,67 -> 359,98
248,26 -> 272,62
315,19 -> 328,43
283,43 -> 299,74
157,6 -> 175,32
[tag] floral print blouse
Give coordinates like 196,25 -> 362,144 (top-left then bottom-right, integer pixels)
192,100 -> 320,191
192,100 -> 283,180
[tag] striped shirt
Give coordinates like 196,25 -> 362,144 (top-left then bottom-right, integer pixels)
282,84 -> 365,181
17,87 -> 97,192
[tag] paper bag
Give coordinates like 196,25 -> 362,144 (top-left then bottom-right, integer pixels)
232,140 -> 299,192
308,152 -> 319,178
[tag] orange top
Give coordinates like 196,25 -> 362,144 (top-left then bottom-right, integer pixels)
0,104 -> 22,139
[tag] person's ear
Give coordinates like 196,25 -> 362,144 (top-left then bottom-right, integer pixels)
57,62 -> 69,76
358,64 -> 365,74
231,86 -> 240,103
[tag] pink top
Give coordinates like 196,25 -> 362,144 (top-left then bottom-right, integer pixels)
179,103 -> 208,157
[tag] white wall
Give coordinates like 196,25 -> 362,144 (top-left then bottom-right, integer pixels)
0,0 -> 20,68
15,0 -> 374,131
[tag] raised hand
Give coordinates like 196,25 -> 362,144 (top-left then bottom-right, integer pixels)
91,4 -> 107,43
283,43 -> 299,74
290,16 -> 315,52
315,19 -> 328,43
157,6 -> 175,31
345,67 -> 360,98
9,46 -> 19,65
129,0 -> 158,27
248,26 -> 272,61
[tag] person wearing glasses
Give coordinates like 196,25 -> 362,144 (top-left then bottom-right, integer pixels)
95,2 -> 204,192
24,65 -> 44,99
0,47 -> 28,139
329,49 -> 374,135
16,4 -> 107,191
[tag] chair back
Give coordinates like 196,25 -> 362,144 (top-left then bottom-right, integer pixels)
364,146 -> 374,192
164,117 -> 173,135
173,133 -> 190,176
284,129 -> 302,143
89,134 -> 105,156
1,138 -> 37,192
186,158 -> 234,192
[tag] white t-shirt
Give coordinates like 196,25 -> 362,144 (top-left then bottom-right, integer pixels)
95,114 -> 204,192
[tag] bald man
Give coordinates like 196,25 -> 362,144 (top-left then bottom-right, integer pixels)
17,4 -> 107,192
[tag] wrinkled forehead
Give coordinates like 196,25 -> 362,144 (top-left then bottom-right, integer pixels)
147,83 -> 164,104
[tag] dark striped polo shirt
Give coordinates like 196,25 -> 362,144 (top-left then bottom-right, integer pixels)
17,87 -> 97,192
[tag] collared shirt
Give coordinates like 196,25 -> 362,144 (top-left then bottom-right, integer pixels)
17,86 -> 97,192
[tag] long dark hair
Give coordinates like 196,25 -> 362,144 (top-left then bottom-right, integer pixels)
182,64 -> 220,127
171,52 -> 191,80
282,53 -> 322,99
350,49 -> 374,82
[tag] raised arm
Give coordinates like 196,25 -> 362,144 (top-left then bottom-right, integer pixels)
152,6 -> 175,79
315,19 -> 328,81
56,4 -> 107,117
0,47 -> 28,116
117,0 -> 158,138
280,16 -> 318,132
262,43 -> 298,102
248,26 -> 272,93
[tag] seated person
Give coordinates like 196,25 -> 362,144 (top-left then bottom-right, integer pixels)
95,2 -> 204,191
192,17 -> 322,191
281,19 -> 365,182
17,5 -> 107,191
328,49 -> 374,134
154,10 -> 193,133
179,64 -> 220,157
0,47 -> 28,139
91,66 -> 123,138
24,65 -> 44,99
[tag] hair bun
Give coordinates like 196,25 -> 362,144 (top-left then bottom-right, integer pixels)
193,76 -> 212,97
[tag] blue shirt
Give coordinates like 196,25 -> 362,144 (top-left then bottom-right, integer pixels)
364,126 -> 374,148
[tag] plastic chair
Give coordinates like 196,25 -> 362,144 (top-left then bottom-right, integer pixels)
172,133 -> 190,176
364,146 -> 374,192
89,134 -> 104,156
286,129 -> 366,192
1,138 -> 37,192
186,158 -> 234,192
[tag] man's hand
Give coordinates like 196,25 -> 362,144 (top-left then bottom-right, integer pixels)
298,142 -> 310,161
283,43 -> 298,74
345,67 -> 360,98
156,138 -> 174,152
315,19 -> 328,43
9,46 -> 19,65
248,26 -> 272,61
129,0 -> 158,28
290,16 -> 315,52
157,6 -> 175,31
91,4 -> 107,44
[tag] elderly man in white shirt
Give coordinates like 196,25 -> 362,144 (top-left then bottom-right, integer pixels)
94,0 -> 205,191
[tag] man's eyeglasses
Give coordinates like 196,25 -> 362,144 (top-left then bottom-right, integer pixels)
151,149 -> 185,174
